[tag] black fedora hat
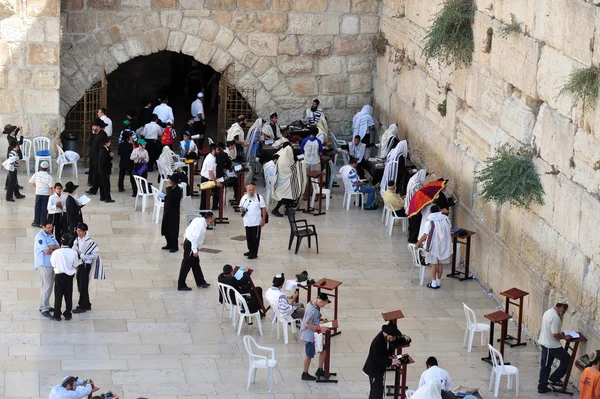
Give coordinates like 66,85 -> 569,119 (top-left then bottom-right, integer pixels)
64,181 -> 79,193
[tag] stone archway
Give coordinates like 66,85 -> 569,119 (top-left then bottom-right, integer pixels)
59,16 -> 281,123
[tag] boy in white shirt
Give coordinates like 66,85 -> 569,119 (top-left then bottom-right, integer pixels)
29,160 -> 54,227
419,357 -> 452,391
47,182 -> 68,243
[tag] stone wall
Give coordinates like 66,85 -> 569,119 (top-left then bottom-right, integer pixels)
58,0 -> 378,135
375,0 -> 600,372
0,0 -> 63,138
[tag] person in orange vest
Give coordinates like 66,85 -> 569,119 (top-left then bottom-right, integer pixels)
160,119 -> 176,149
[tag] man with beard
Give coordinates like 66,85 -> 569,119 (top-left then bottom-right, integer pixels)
86,119 -> 108,195
262,112 -> 281,140
304,99 -> 325,125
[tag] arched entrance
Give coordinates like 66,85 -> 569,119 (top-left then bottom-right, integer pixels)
63,51 -> 257,156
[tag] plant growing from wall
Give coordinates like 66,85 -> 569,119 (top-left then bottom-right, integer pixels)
483,27 -> 493,53
559,65 -> 600,110
498,13 -> 522,38
422,0 -> 474,69
372,32 -> 389,56
437,100 -> 447,116
476,144 -> 545,208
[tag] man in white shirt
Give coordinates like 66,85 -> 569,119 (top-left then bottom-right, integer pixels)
71,223 -> 98,314
264,273 -> 304,319
141,114 -> 163,171
97,108 -> 112,137
191,92 -> 206,146
51,234 -> 79,321
47,182 -> 68,244
29,160 -> 54,227
239,184 -> 267,260
304,99 -> 325,125
300,131 -> 323,173
48,376 -> 97,399
538,302 -> 572,393
153,97 -> 174,126
200,144 -> 219,211
177,212 -> 216,291
263,154 -> 279,199
419,357 -> 452,391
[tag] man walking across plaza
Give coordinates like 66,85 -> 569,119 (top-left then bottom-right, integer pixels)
239,184 -> 267,260
538,301 -> 572,394
34,220 -> 59,317
72,223 -> 99,313
98,137 -> 115,203
29,160 -> 53,227
51,234 -> 79,321
178,212 -> 215,291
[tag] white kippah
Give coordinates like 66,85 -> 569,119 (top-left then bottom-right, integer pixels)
197,92 -> 204,98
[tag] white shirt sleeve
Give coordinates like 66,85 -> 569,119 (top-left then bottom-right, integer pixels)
419,372 -> 425,388
443,370 -> 452,391
259,195 -> 266,209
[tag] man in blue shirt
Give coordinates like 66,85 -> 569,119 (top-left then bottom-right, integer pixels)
347,157 -> 377,210
34,219 -> 59,317
300,131 -> 323,173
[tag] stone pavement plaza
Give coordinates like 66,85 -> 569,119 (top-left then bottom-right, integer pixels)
0,170 -> 575,399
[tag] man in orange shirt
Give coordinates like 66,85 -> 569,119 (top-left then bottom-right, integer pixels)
581,350 -> 600,398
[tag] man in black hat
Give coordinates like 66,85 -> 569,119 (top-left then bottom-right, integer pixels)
86,118 -> 108,193
98,138 -> 114,203
300,292 -> 331,380
363,322 -> 403,399
3,124 -> 24,191
161,174 -> 182,252
64,182 -> 83,236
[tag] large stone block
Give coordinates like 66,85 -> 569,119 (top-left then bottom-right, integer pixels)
182,35 -> 202,56
287,14 -> 316,35
121,0 -> 151,11
27,19 -> 45,42
66,13 -> 98,33
0,0 -> 19,16
1,17 -> 30,41
45,20 -> 61,43
330,0 -> 350,12
194,40 -> 217,65
317,57 -> 343,75
352,0 -> 377,13
160,10 -> 183,29
0,89 -> 21,113
89,0 -> 120,10
124,36 -> 150,58
579,190 -> 600,264
258,67 -> 280,91
230,12 -> 255,31
289,77 -> 317,95
8,68 -> 34,88
315,15 -> 339,35
347,55 -> 373,73
301,35 -> 333,57
152,0 -> 178,8
257,13 -> 286,33
341,15 -> 359,35
360,14 -> 378,34
181,17 -> 200,35
213,27 -> 234,49
109,43 -> 130,63
277,55 -> 313,76
320,75 -> 347,94
27,0 -> 60,17
61,0 -> 84,10
28,44 -> 60,66
499,96 -> 536,145
550,174 -> 583,248
405,0 -> 442,30
455,108 -> 495,162
209,48 -> 233,72
166,30 -> 186,52
572,128 -> 600,194
493,0 -> 535,37
532,103 -> 577,177
295,0 -> 327,12
199,19 -> 221,42
489,19 -> 541,99
0,66 -> 6,89
0,42 -> 9,66
211,10 -> 232,25
335,35 -> 372,55
205,0 -> 235,9
278,36 -> 299,56
24,90 -> 59,114
248,33 -> 278,56
36,70 -> 60,90
270,0 -> 292,11
238,0 -> 266,9
349,73 -> 372,93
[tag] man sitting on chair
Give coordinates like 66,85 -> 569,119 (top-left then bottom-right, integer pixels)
264,273 -> 305,320
217,264 -> 263,314
382,180 -> 406,216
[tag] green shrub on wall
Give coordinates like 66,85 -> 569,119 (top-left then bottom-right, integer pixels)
559,65 -> 600,110
476,144 -> 545,208
423,0 -> 474,69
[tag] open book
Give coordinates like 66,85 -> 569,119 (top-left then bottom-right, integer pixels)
78,195 -> 91,206
321,321 -> 333,328
564,331 -> 580,339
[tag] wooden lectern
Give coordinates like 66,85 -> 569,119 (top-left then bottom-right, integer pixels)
481,310 -> 511,365
316,320 -> 338,383
309,278 -> 342,336
382,309 -> 411,397
447,229 -> 476,281
500,288 -> 529,347
552,333 -> 587,395
232,266 -> 267,316
387,355 -> 415,399
304,170 -> 326,216
199,183 -> 229,224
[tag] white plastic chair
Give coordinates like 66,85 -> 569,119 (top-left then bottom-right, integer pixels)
151,186 -> 164,224
156,159 -> 172,193
56,144 -> 78,183
178,182 -> 187,197
243,335 -> 277,393
488,344 -> 519,397
33,137 -> 52,173
265,297 -> 298,345
133,175 -> 152,213
341,172 -> 364,210
217,283 -> 238,329
386,203 -> 408,235
330,132 -> 348,168
381,205 -> 389,225
310,160 -> 335,211
21,138 -> 32,176
234,291 -> 263,336
463,303 -> 491,352
408,243 -> 427,286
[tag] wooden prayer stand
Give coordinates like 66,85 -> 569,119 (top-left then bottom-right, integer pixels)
499,288 -> 529,347
316,320 -> 338,383
552,333 -> 587,395
447,229 -> 476,281
304,170 -> 326,216
386,355 -> 415,399
187,160 -> 199,197
382,309 -> 411,396
230,166 -> 246,212
481,310 -> 511,365
382,309 -> 410,352
198,183 -> 229,224
233,266 -> 267,316
308,278 -> 342,336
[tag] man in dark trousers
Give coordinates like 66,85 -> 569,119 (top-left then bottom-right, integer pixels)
98,138 -> 115,203
50,233 -> 78,321
178,212 -> 215,291
64,182 -> 83,236
239,184 -> 267,260
161,175 -> 183,253
87,119 -> 108,194
117,131 -> 134,192
363,323 -> 403,399
71,223 -> 98,314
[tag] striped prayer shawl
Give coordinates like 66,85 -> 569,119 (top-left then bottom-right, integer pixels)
289,161 -> 306,200
75,237 -> 105,280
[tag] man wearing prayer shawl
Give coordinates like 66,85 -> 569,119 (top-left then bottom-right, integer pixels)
380,140 -> 408,196
406,169 -> 428,243
262,112 -> 282,140
352,105 -> 375,144
378,123 -> 399,159
270,144 -> 307,217
227,115 -> 247,146
316,117 -> 329,145
72,222 -> 105,313
416,205 -> 452,289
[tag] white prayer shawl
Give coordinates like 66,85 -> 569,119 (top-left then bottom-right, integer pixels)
73,236 -> 105,280
411,381 -> 442,399
352,105 -> 374,140
422,212 -> 453,261
262,123 -> 281,140
272,146 -> 307,201
378,124 -> 398,158
405,169 -> 427,212
226,122 -> 245,142
316,117 -> 329,145
380,140 -> 408,196
263,160 -> 277,190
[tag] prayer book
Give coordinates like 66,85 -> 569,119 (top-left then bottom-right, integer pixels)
296,154 -> 305,160
234,267 -> 245,280
234,164 -> 242,172
265,140 -> 274,145
564,331 -> 580,338
216,177 -> 225,183
321,321 -> 333,328
285,280 -> 299,290
157,192 -> 165,199
78,195 -> 91,206
226,171 -> 237,178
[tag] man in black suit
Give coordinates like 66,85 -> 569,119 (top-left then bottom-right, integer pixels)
87,119 -> 108,195
98,138 -> 114,203
363,323 -> 403,399
64,182 -> 83,236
